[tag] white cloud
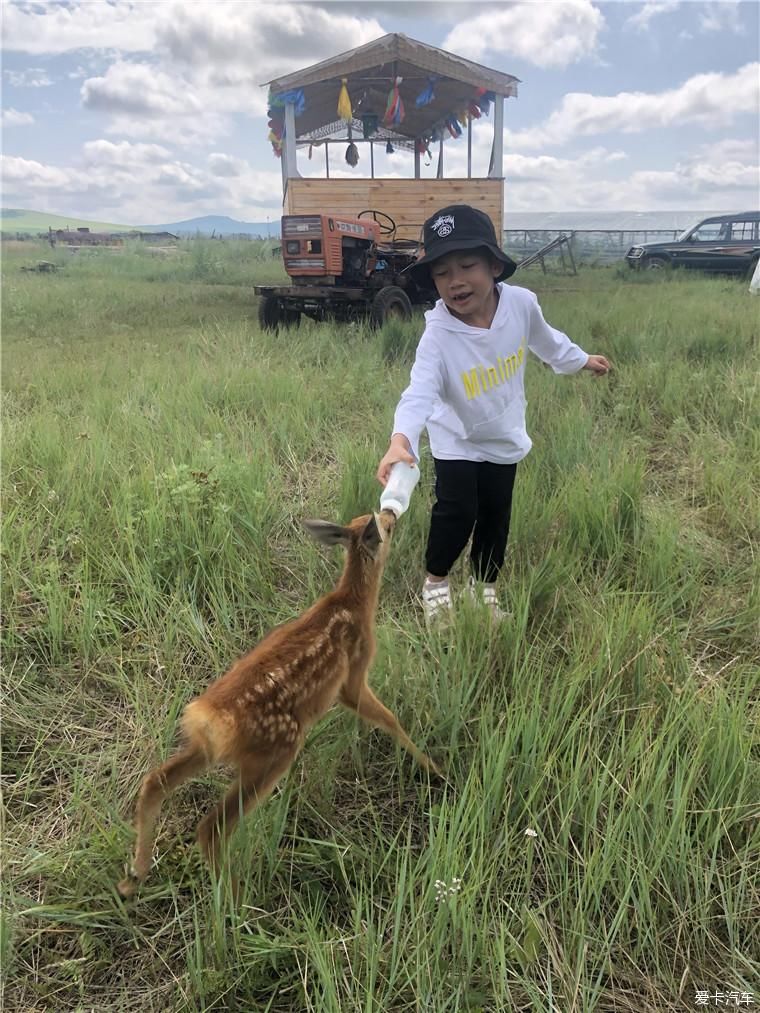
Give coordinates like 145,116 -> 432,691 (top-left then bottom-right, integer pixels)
443,0 -> 605,68
624,1 -> 680,32
2,0 -> 157,54
82,139 -> 172,166
699,1 -> 743,34
695,138 -> 759,164
1,107 -> 34,126
80,60 -> 227,145
1,0 -> 385,87
147,4 -> 385,126
28,4 -> 380,146
2,154 -> 75,190
505,147 -> 627,183
505,63 -> 760,150
500,141 -> 759,212
4,67 -> 52,87
158,4 -> 383,82
208,153 -> 245,177
411,116 -> 758,211
0,145 -> 284,225
622,159 -> 758,203
625,0 -> 743,35
81,61 -> 201,119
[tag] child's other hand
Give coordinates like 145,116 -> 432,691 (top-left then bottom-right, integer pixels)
377,435 -> 415,486
584,354 -> 611,376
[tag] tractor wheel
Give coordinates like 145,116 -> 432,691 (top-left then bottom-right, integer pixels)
258,295 -> 300,331
370,286 -> 413,328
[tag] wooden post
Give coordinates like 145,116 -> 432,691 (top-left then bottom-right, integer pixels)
467,115 -> 472,178
325,141 -> 330,179
414,144 -> 420,179
567,234 -> 577,275
489,94 -> 504,179
284,101 -> 299,179
370,141 -> 375,179
436,136 -> 444,179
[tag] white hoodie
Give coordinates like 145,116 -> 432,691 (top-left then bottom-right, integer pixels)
392,283 -> 589,464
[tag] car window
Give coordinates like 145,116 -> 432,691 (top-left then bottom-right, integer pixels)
729,220 -> 757,241
691,222 -> 729,242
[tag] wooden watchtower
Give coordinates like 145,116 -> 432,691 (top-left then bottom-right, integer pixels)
264,33 -> 519,242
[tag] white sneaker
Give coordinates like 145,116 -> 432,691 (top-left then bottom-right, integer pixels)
466,577 -> 509,621
422,579 -> 452,625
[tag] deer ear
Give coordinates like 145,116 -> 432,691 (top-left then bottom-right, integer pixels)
302,519 -> 351,547
360,514 -> 383,556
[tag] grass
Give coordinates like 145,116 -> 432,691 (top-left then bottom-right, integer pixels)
2,240 -> 759,1011
1,208 -> 136,235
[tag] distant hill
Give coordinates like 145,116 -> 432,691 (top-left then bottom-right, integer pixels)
1,207 -> 135,234
10,206 -> 736,240
1,208 -> 280,238
143,215 -> 280,237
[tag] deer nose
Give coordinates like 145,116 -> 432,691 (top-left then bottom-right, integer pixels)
378,508 -> 397,533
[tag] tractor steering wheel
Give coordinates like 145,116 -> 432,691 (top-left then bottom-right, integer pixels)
358,209 -> 397,238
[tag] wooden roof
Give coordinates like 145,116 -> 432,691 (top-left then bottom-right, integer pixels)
264,33 -> 519,143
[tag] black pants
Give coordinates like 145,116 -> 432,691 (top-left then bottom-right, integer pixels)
425,458 -> 517,583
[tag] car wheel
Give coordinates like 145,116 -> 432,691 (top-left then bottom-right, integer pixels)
370,286 -> 413,328
258,295 -> 300,331
644,256 -> 670,271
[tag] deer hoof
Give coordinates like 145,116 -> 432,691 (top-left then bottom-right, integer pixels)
117,869 -> 140,899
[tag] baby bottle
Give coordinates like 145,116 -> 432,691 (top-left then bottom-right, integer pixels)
380,461 -> 421,517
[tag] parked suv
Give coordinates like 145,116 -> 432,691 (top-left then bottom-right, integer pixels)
625,211 -> 760,276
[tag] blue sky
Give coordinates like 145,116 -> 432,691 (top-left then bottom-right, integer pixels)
2,0 -> 758,225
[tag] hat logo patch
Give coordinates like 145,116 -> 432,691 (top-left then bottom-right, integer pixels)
431,214 -> 455,237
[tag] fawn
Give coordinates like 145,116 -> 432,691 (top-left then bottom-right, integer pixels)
117,509 -> 440,899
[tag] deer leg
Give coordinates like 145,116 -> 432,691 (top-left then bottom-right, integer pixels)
118,745 -> 208,898
196,747 -> 297,890
340,681 -> 442,777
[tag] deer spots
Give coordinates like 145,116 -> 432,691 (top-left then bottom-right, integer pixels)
249,706 -> 300,746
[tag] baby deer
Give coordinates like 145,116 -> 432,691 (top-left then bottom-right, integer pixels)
118,509 -> 440,899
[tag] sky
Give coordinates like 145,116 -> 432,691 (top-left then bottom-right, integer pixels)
1,0 -> 758,226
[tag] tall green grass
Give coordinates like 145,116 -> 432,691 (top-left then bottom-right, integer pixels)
2,244 -> 758,1011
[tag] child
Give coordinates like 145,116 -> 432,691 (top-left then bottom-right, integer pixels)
376,204 -> 610,623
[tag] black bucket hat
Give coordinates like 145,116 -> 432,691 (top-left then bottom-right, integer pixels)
406,204 -> 517,286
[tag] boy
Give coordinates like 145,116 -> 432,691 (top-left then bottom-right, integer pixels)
376,204 -> 610,623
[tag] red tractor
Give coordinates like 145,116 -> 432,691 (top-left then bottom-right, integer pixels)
254,210 -> 435,329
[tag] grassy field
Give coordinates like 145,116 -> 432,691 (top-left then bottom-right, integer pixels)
1,209 -> 136,236
2,239 -> 759,1012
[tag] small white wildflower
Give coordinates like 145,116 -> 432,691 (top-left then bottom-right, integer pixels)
434,877 -> 463,904
524,828 -> 538,838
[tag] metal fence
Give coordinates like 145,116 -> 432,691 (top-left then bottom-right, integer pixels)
503,229 -> 681,265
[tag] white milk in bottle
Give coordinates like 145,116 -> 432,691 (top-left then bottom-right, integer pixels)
380,461 -> 421,517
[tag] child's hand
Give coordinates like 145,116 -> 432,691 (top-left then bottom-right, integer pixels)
584,354 -> 611,376
377,435 -> 415,486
